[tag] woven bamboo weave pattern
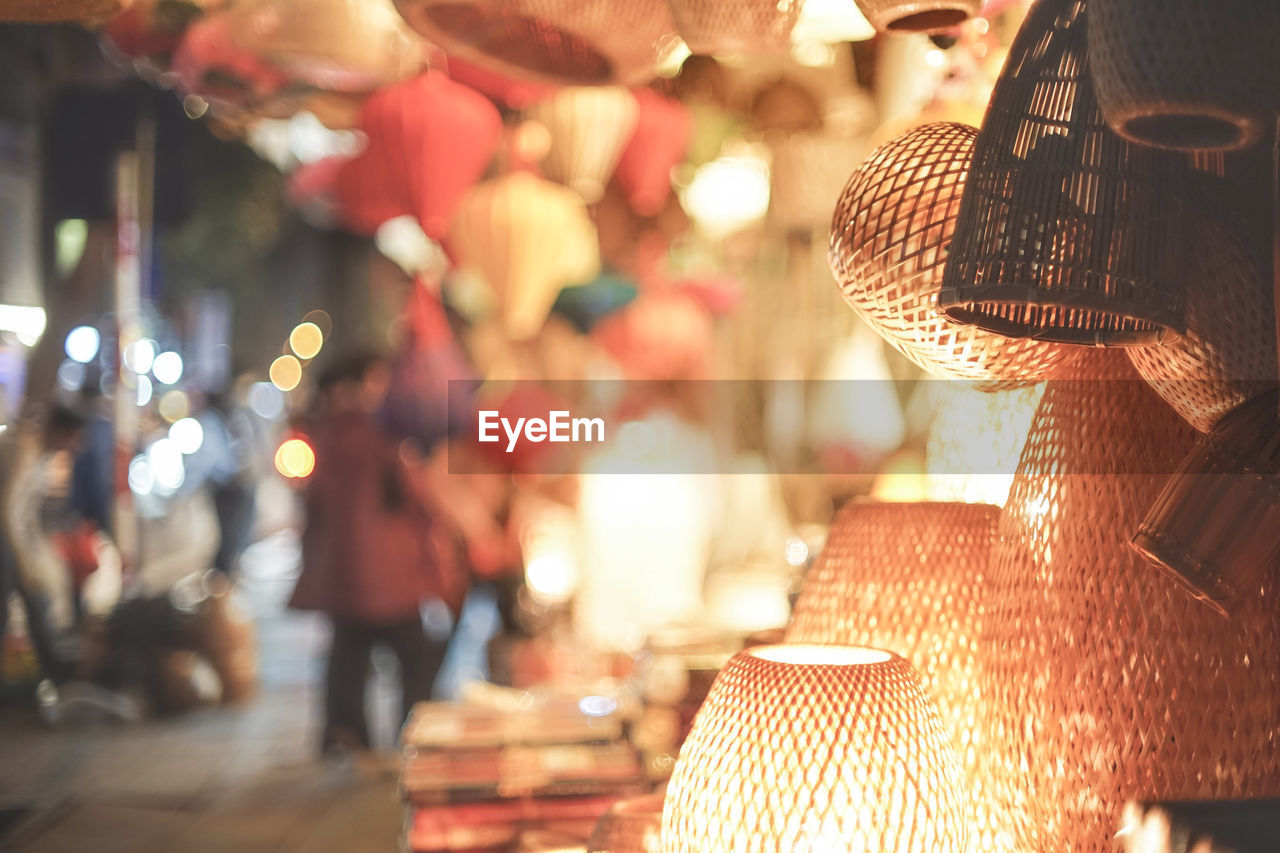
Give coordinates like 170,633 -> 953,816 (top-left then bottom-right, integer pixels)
393,0 -> 676,86
830,122 -> 1072,387
977,353 -> 1280,852
1127,178 -> 1277,433
1088,0 -> 1280,151
662,646 -> 966,852
937,0 -> 1197,347
0,0 -> 129,20
853,0 -> 979,33
786,501 -> 1001,847
666,0 -> 800,56
1133,389 -> 1280,618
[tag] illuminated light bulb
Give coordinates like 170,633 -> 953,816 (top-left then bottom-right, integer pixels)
270,355 -> 302,392
152,351 -> 184,385
288,322 -> 324,360
65,325 -> 100,364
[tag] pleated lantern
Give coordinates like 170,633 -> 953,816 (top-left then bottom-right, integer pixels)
1127,185 -> 1277,433
229,0 -> 424,93
587,793 -> 664,853
525,87 -> 640,204
829,122 -> 1072,388
666,0 -> 801,56
339,71 -> 502,239
1133,390 -> 1280,619
614,87 -> 692,218
937,0 -> 1199,347
786,501 -> 1001,846
450,172 -> 601,341
852,0 -> 978,33
0,0 -> 130,21
976,352 -> 1280,852
1088,0 -> 1280,151
661,645 -> 967,852
392,0 -> 678,86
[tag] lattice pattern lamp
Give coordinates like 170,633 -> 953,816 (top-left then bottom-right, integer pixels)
852,0 -> 979,33
977,352 -> 1280,851
830,122 -> 1072,387
666,0 -> 801,56
938,0 -> 1198,347
661,644 -> 967,852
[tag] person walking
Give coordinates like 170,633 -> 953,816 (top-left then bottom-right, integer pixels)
290,351 -> 461,755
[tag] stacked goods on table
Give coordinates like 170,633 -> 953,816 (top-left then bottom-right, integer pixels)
400,698 -> 647,852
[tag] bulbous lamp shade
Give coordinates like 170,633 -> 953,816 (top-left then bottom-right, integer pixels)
614,88 -> 692,218
338,71 -> 502,239
977,353 -> 1280,852
450,172 -> 601,341
786,501 -> 1000,845
829,122 -> 1072,388
666,0 -> 801,56
662,644 -> 967,853
852,0 -> 978,33
0,0 -> 130,21
1088,0 -> 1280,152
937,0 -> 1198,347
525,87 -> 640,204
392,0 -> 678,86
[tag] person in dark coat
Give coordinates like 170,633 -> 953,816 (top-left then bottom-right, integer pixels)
290,351 -> 461,755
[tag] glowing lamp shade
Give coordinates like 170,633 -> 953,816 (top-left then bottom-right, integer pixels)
662,645 -> 966,852
666,0 -> 801,56
852,0 -> 978,33
525,87 -> 640,204
679,155 -> 770,237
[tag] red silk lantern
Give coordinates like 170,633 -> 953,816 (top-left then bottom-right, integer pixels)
595,289 -> 713,381
171,11 -> 291,110
443,53 -> 558,110
615,87 -> 692,217
334,149 -> 407,236
342,71 -> 502,240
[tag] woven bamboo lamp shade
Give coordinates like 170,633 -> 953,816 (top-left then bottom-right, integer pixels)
450,172 -> 601,341
937,0 -> 1198,347
666,0 -> 801,56
661,645 -> 966,852
525,87 -> 639,204
786,501 -> 999,845
392,0 -> 677,86
0,0 -> 130,21
229,0 -> 424,93
1127,189 -> 1277,433
587,793 -> 663,853
1088,0 -> 1280,151
1133,390 -> 1280,619
852,0 -> 978,33
977,353 -> 1280,852
829,122 -> 1073,388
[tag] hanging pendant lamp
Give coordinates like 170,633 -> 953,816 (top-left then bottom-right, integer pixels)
937,0 -> 1198,347
976,352 -> 1280,851
852,0 -> 979,33
525,87 -> 639,204
830,122 -> 1073,387
666,0 -> 801,56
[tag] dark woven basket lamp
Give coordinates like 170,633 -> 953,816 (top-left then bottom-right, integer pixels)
392,0 -> 676,86
1088,0 -> 1280,152
852,0 -> 979,33
937,0 -> 1197,347
1132,390 -> 1280,619
666,0 -> 801,56
830,122 -> 1073,387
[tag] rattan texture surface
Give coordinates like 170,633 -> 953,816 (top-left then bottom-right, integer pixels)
0,0 -> 128,20
853,0 -> 979,33
587,793 -> 664,853
938,0 -> 1198,347
786,501 -> 1000,846
1088,0 -> 1280,151
666,0 -> 800,56
830,122 -> 1073,387
1127,179 -> 1277,433
525,87 -> 639,204
976,353 -> 1280,852
662,645 -> 966,852
392,0 -> 676,86
1133,389 -> 1280,619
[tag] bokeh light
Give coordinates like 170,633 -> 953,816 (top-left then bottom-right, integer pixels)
168,417 -> 204,455
136,375 -> 153,407
680,155 -> 771,236
152,351 -> 184,385
128,455 -> 153,496
158,390 -> 190,423
56,360 -> 85,392
288,322 -> 324,360
248,382 -> 286,421
124,339 -> 157,374
270,355 -> 302,392
275,438 -> 315,478
64,325 -> 100,364
147,438 -> 185,493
